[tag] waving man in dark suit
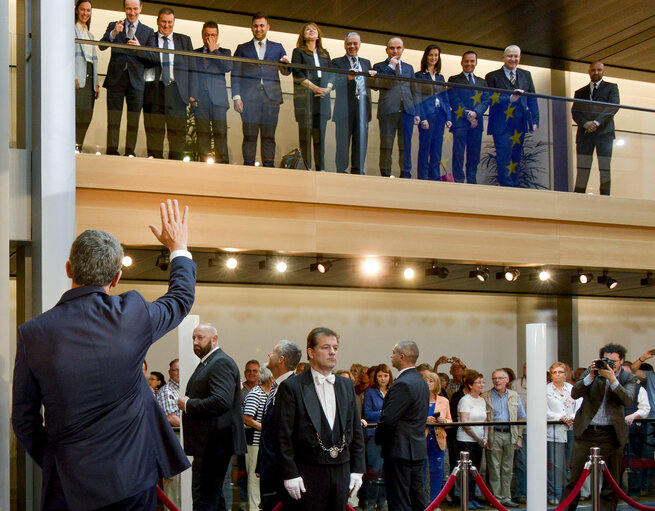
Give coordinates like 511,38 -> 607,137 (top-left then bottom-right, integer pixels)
12,199 -> 195,510
376,341 -> 430,511
275,327 -> 365,511
178,323 -> 247,511
572,61 -> 620,196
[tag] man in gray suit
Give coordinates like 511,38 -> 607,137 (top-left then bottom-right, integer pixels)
563,343 -> 638,511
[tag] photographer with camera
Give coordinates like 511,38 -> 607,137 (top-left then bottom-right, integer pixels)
562,343 -> 638,511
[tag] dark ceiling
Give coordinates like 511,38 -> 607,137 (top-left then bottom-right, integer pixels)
142,0 -> 655,75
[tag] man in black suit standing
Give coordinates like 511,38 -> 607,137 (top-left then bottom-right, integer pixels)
178,323 -> 247,510
258,340 -> 303,511
376,341 -> 429,511
143,7 -> 193,160
331,32 -> 376,175
190,22 -> 233,164
275,327 -> 365,511
563,343 -> 638,511
572,61 -> 620,196
12,199 -> 195,510
100,0 -> 156,156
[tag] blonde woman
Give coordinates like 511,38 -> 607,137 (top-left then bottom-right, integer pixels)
423,371 -> 452,505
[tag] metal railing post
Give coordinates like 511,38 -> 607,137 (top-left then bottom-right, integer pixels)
460,451 -> 470,511
590,447 -> 601,511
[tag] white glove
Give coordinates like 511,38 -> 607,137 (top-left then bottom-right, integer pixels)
284,477 -> 306,500
349,473 -> 363,496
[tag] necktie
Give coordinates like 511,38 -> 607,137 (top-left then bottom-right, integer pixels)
395,62 -> 401,76
468,73 -> 475,86
127,22 -> 135,41
316,374 -> 336,385
264,381 -> 278,415
162,36 -> 171,85
592,83 -> 598,100
258,40 -> 264,59
203,47 -> 209,69
352,57 -> 365,95
509,70 -> 516,87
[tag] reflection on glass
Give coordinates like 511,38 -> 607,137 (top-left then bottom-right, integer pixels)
74,0 -> 99,153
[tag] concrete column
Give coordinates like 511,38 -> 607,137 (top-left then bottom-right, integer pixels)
31,0 -> 76,313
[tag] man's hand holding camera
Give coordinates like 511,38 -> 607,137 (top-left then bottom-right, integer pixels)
590,357 -> 618,383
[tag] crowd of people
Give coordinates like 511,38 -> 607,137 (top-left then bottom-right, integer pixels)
74,1 -> 621,193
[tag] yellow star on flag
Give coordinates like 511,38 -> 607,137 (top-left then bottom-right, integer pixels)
507,160 -> 518,174
510,130 -> 523,147
490,92 -> 500,105
454,104 -> 465,120
471,91 -> 483,106
504,105 -> 516,120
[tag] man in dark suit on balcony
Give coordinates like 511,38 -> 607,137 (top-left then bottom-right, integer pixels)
100,0 -> 156,156
373,37 -> 421,178
143,7 -> 193,160
375,341 -> 429,511
178,323 -> 247,511
12,199 -> 195,510
232,12 -> 291,167
485,45 -> 539,187
448,50 -> 490,184
190,21 -> 233,164
331,32 -> 376,175
572,61 -> 620,196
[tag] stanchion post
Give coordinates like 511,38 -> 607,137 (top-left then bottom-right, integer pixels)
590,447 -> 601,511
460,451 -> 470,511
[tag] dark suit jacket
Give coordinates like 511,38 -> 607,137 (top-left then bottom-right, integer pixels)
190,46 -> 233,109
375,367 -> 429,461
414,71 -> 452,122
331,55 -> 373,122
274,369 -> 365,480
373,59 -> 418,117
232,39 -> 288,104
485,67 -> 539,135
571,368 -> 638,445
572,80 -> 620,142
12,256 -> 196,511
182,348 -> 247,458
291,47 -> 333,122
257,374 -> 292,478
147,32 -> 194,104
100,19 -> 156,92
447,72 -> 490,131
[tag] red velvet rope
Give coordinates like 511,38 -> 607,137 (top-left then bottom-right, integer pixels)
601,463 -> 655,511
272,503 -> 356,511
553,468 -> 590,511
156,486 -> 180,511
470,469 -> 508,511
425,472 -> 459,511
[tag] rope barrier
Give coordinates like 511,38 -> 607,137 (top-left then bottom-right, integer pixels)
601,462 -> 655,511
425,467 -> 459,511
156,486 -> 180,511
553,465 -> 590,511
469,467 -> 508,511
271,502 -> 357,510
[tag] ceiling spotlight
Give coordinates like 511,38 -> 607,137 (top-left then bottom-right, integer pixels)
403,267 -> 415,280
538,269 -> 551,281
597,271 -> 618,289
275,261 -> 287,273
497,267 -> 519,282
122,255 -> 133,267
572,270 -> 594,284
155,249 -> 170,271
226,257 -> 238,269
425,262 -> 449,279
469,266 -> 490,282
310,259 -> 331,274
641,272 -> 655,286
362,258 -> 381,276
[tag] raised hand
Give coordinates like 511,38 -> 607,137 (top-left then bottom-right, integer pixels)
149,199 -> 189,252
112,20 -> 124,38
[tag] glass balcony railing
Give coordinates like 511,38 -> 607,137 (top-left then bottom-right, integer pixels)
2,36 -> 642,199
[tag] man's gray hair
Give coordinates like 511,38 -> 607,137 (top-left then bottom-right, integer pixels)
345,32 -> 360,42
69,229 -> 123,287
259,366 -> 274,385
504,45 -> 521,56
277,340 -> 302,371
397,340 -> 420,364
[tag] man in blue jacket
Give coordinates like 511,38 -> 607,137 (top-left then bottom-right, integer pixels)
12,199 -> 195,511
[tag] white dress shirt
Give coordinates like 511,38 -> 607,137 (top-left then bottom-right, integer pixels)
310,367 -> 336,429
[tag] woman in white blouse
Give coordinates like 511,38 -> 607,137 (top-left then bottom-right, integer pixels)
74,0 -> 99,152
546,362 -> 576,505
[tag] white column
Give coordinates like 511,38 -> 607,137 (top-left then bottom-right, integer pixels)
178,314 -> 199,511
526,323 -> 548,508
31,0 -> 76,312
0,0 -> 11,508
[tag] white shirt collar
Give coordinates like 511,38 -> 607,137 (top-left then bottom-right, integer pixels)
275,370 -> 294,385
591,79 -> 603,87
254,37 -> 268,46
200,345 -> 220,364
397,366 -> 414,377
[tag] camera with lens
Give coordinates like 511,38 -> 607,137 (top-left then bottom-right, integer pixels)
595,358 -> 615,371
